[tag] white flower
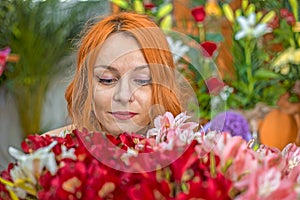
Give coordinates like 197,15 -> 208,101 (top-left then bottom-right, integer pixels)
235,13 -> 272,40
8,141 -> 58,185
61,145 -> 76,160
166,36 -> 189,63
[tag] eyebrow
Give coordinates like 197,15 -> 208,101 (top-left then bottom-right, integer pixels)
94,65 -> 118,72
94,65 -> 150,72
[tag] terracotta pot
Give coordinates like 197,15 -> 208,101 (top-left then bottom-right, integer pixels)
259,109 -> 298,150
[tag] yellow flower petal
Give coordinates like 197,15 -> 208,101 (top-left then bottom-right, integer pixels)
291,48 -> 300,64
160,14 -> 172,30
256,11 -> 263,21
62,177 -> 81,193
235,9 -> 242,18
0,176 -> 14,187
292,22 -> 300,32
133,0 -> 145,13
98,182 -> 116,198
205,2 -> 222,17
280,65 -> 290,75
245,3 -> 255,16
261,11 -> 276,24
222,4 -> 234,23
242,0 -> 249,12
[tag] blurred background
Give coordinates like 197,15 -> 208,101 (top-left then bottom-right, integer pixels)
0,0 -> 109,169
1,0 -> 299,170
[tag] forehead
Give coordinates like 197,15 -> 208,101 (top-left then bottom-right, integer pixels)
95,32 -> 146,68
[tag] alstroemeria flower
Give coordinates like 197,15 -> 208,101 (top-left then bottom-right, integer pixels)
200,41 -> 218,58
191,6 -> 206,23
0,47 -> 11,76
146,112 -> 198,144
235,13 -> 272,40
9,141 -> 58,183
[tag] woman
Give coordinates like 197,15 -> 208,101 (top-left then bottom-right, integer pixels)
46,12 -> 186,136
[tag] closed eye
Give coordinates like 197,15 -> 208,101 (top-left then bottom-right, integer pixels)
96,76 -> 118,85
134,79 -> 152,86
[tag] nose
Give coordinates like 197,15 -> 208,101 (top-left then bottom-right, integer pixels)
113,77 -> 135,104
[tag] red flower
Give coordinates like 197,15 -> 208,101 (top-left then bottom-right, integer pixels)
268,14 -> 280,29
170,140 -> 199,181
280,8 -> 290,18
144,3 -> 156,11
205,77 -> 224,95
285,13 -> 296,26
280,8 -> 296,26
177,173 -> 232,200
200,41 -> 218,58
0,47 -> 10,77
191,6 -> 206,23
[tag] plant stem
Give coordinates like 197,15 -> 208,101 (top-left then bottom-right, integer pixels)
245,39 -> 254,95
198,23 -> 205,42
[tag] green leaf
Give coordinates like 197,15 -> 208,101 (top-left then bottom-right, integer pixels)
289,0 -> 298,21
110,0 -> 129,9
254,68 -> 280,79
156,3 -> 173,19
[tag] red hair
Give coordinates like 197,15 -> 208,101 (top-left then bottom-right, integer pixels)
65,12 -> 182,131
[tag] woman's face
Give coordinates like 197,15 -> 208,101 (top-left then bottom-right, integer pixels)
92,32 -> 152,135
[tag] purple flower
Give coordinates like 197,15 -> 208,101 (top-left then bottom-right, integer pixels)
204,111 -> 252,142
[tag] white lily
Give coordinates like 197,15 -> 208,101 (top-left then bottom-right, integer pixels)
8,141 -> 58,186
166,36 -> 189,63
235,13 -> 272,40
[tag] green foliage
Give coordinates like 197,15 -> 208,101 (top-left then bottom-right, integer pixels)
0,0 -> 107,136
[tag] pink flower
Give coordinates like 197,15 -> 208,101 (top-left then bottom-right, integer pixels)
235,167 -> 297,200
0,47 -> 10,76
224,144 -> 258,183
200,41 -> 218,58
147,112 -> 198,144
191,6 -> 206,23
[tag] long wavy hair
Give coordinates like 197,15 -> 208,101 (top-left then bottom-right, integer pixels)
65,12 -> 183,131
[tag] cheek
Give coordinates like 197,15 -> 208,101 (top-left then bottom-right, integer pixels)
93,87 -> 114,111
136,88 -> 152,110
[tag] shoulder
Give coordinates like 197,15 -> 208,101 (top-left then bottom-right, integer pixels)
42,125 -> 74,137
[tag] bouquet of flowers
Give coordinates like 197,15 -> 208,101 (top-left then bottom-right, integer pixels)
0,112 -> 299,200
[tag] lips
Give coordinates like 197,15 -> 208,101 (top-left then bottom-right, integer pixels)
110,111 -> 137,120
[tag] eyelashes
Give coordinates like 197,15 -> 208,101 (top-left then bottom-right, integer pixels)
96,77 -> 119,85
134,79 -> 152,86
96,75 -> 151,86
